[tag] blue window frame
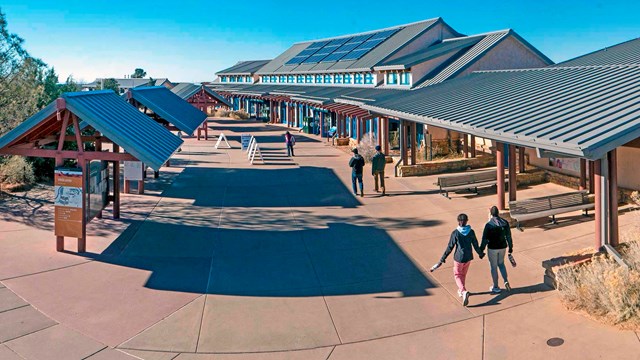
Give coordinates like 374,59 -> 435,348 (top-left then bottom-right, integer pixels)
279,75 -> 286,83
305,75 -> 313,83
297,75 -> 304,83
324,75 -> 332,84
315,75 -> 323,83
344,74 -> 352,84
387,72 -> 398,85
270,75 -> 277,83
334,74 -> 343,84
230,76 -> 237,83
354,73 -> 363,84
364,73 -> 374,85
287,75 -> 295,83
246,76 -> 251,82
221,76 -> 228,83
400,72 -> 411,85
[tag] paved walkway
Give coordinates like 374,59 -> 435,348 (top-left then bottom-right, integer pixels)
0,118 -> 638,359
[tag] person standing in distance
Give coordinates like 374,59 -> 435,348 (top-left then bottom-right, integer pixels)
480,206 -> 514,293
284,131 -> 296,157
349,148 -> 365,197
371,145 -> 386,195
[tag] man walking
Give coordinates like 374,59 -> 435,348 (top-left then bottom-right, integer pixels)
371,145 -> 386,195
349,148 -> 365,197
480,206 -> 514,293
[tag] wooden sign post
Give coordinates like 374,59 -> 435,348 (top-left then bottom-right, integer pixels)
54,167 -> 85,252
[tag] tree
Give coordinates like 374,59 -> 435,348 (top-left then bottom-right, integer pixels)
131,68 -> 146,78
96,78 -> 120,93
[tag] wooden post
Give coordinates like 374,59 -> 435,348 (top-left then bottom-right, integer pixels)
589,160 -> 595,194
518,147 -> 526,173
56,110 -> 69,252
377,117 -> 382,148
594,158 -> 603,250
383,117 -> 390,155
508,144 -> 517,202
470,135 -> 476,157
609,150 -> 619,247
95,132 -> 103,219
78,158 -> 87,253
410,121 -> 417,165
401,121 -> 408,166
113,144 -> 120,219
579,158 -> 587,191
496,142 -> 505,210
356,117 -> 361,143
462,134 -> 469,158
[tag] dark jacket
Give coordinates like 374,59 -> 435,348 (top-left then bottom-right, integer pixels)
371,152 -> 386,174
349,154 -> 365,175
440,226 -> 482,263
481,217 -> 513,252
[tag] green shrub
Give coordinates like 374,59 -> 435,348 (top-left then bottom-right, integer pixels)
0,156 -> 36,185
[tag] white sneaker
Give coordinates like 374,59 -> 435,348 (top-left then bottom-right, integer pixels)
457,290 -> 462,298
462,291 -> 470,306
504,282 -> 512,292
490,286 -> 501,294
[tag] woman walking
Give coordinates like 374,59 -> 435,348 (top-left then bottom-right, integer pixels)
434,213 -> 484,306
284,131 -> 296,157
480,206 -> 514,293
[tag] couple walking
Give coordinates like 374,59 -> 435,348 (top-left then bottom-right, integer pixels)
433,206 -> 515,306
349,146 -> 386,197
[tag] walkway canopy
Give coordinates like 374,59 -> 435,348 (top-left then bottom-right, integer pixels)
127,86 -> 207,135
0,90 -> 183,170
364,64 -> 640,160
171,83 -> 232,108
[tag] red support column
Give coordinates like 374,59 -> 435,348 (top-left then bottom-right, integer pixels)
579,158 -> 587,191
589,160 -> 595,194
508,144 -> 517,202
377,118 -> 382,147
401,121 -> 408,166
113,144 -> 120,220
356,117 -> 361,144
594,159 -> 603,250
383,117 -> 390,155
462,134 -> 469,158
410,122 -> 417,165
518,147 -> 526,173
609,150 -> 619,247
470,135 -> 476,158
496,142 -> 505,210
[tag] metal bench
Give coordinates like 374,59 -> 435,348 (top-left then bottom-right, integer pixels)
509,190 -> 594,230
435,170 -> 502,198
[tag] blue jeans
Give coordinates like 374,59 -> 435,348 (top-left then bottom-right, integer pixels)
287,144 -> 294,156
488,248 -> 508,288
352,173 -> 363,194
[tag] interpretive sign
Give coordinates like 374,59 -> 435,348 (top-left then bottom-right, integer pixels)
86,160 -> 109,221
54,168 -> 84,238
124,161 -> 143,181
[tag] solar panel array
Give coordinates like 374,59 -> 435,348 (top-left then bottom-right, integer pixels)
285,28 -> 400,65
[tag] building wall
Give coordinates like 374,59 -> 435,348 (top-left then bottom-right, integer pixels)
411,51 -> 463,85
457,35 -> 550,77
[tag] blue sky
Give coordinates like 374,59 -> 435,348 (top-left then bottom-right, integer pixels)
2,1 -> 639,82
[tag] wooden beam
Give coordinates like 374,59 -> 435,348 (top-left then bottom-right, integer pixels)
508,144 -> 517,202
2,148 -> 138,161
496,142 -> 505,210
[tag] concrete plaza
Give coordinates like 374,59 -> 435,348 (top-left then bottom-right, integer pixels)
0,118 -> 638,359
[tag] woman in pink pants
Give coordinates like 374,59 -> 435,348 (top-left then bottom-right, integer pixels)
436,214 -> 484,306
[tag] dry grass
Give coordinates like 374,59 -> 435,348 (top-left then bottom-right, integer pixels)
556,238 -> 640,329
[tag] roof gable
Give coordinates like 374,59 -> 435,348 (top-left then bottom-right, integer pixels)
129,86 -> 207,134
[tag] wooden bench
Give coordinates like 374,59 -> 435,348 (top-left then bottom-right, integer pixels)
509,191 -> 594,230
435,170 -> 502,198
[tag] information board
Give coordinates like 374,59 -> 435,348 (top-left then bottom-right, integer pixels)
241,134 -> 252,151
54,168 -> 83,238
124,161 -> 143,181
86,160 -> 109,221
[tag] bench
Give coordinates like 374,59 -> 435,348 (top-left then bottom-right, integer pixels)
435,170 -> 503,198
509,191 -> 594,230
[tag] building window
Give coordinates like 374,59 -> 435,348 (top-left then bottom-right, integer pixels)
334,74 -> 343,84
297,75 -> 304,83
400,72 -> 411,85
261,76 -> 268,83
344,74 -> 352,84
221,76 -> 228,83
305,75 -> 313,83
387,72 -> 398,85
354,73 -> 363,85
230,76 -> 237,83
246,76 -> 252,83
324,74 -> 332,84
279,75 -> 286,83
315,74 -> 323,83
364,73 -> 374,85
287,75 -> 295,83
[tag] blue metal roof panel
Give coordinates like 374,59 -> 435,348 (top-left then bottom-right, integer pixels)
172,83 -> 232,107
0,102 -> 57,149
556,38 -> 640,67
63,90 -> 183,170
129,86 -> 207,134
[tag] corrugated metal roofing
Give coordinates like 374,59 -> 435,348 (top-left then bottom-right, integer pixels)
364,64 -> 640,160
256,18 -> 445,75
0,91 -> 183,170
171,83 -> 232,107
216,60 -> 271,75
129,86 -> 207,134
555,37 -> 640,67
376,35 -> 484,70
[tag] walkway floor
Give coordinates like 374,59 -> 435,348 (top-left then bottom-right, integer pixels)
0,118 -> 638,359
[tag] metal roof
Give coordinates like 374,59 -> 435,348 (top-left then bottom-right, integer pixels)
171,83 -> 232,107
216,60 -> 271,75
364,64 -> 640,160
129,86 -> 207,134
256,18 -> 452,75
555,37 -> 640,67
0,91 -> 183,170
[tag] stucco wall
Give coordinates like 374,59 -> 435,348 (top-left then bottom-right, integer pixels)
411,52 -> 460,85
458,35 -> 550,77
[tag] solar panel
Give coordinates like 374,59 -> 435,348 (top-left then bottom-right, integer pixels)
307,41 -> 329,49
369,29 -> 399,40
357,38 -> 385,51
336,42 -> 361,52
340,49 -> 369,61
327,37 -> 350,46
304,54 -> 329,63
285,56 -> 307,65
321,52 -> 348,62
348,34 -> 374,43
